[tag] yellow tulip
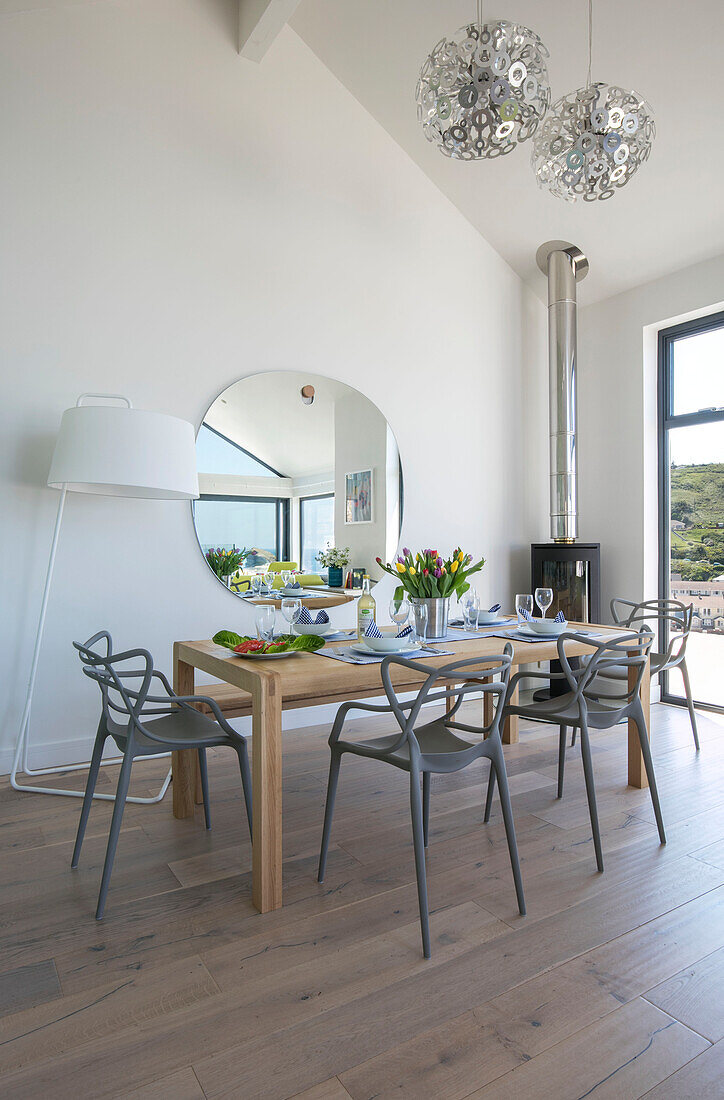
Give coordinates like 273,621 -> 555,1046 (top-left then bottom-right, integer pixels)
451,560 -> 459,573
396,562 -> 406,573
409,566 -> 416,576
458,550 -> 465,561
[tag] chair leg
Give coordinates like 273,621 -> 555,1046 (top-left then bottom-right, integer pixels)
578,722 -> 603,872
198,748 -> 211,830
633,703 -> 667,845
557,725 -> 568,799
71,728 -> 106,869
318,750 -> 341,883
491,745 -> 526,916
483,760 -> 496,823
680,659 -> 700,751
570,727 -> 577,747
96,742 -> 135,920
236,742 -> 253,840
422,771 -> 430,848
409,768 -> 431,959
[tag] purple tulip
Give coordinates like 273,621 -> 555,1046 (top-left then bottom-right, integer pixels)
403,547 -> 410,557
436,556 -> 443,567
434,567 -> 442,578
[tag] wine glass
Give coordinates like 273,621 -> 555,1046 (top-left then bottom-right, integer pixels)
281,597 -> 301,635
262,571 -> 274,597
255,606 -> 275,642
250,574 -> 262,596
281,570 -> 292,590
412,603 -> 428,645
535,587 -> 553,619
515,593 -> 533,625
389,596 -> 410,631
460,590 -> 479,632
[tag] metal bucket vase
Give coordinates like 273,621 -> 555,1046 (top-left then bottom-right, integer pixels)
411,597 -> 450,641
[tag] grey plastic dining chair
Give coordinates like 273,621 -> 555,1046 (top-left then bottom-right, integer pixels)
485,628 -> 665,873
575,598 -> 699,750
318,646 -> 525,958
71,631 -> 252,919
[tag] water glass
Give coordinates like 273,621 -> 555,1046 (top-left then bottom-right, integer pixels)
412,603 -> 428,645
535,587 -> 553,619
389,596 -> 410,629
461,590 -> 479,631
255,606 -> 275,642
281,597 -> 301,634
515,593 -> 533,625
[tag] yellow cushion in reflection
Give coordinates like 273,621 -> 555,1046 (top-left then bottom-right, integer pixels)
268,561 -> 298,572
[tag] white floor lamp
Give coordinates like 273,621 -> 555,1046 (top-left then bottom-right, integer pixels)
10,393 -> 199,803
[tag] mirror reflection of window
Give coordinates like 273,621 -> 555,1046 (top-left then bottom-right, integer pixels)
300,494 -> 334,573
192,372 -> 403,593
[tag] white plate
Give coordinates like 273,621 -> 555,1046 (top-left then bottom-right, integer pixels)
516,625 -> 565,639
474,616 -> 512,626
350,641 -> 422,657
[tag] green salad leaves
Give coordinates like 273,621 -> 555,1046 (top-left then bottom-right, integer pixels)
212,630 -> 324,653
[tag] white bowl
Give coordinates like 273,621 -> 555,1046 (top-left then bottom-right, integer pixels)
292,622 -> 330,637
477,610 -> 499,625
527,619 -> 567,635
363,634 -> 415,653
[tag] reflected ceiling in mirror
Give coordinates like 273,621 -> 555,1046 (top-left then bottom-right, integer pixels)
193,372 -> 403,594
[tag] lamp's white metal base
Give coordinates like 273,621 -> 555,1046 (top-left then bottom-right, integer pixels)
12,749 -> 172,805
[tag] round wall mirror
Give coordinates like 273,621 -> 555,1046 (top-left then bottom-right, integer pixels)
193,372 -> 403,595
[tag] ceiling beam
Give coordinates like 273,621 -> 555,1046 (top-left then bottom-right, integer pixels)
238,0 -> 300,62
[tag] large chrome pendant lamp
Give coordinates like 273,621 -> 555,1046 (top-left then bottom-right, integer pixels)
531,0 -> 655,201
416,1 -> 551,161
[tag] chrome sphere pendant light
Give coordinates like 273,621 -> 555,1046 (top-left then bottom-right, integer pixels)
531,0 -> 655,201
416,1 -> 551,160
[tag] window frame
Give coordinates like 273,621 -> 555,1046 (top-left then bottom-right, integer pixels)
657,309 -> 724,713
299,492 -> 334,574
193,493 -> 290,566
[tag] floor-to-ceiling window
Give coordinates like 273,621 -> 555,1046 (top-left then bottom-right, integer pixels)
299,493 -> 334,573
658,311 -> 724,711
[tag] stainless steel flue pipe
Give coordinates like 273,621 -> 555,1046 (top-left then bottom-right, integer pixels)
536,241 -> 589,543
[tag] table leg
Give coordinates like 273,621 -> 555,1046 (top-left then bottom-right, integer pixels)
252,672 -> 283,913
172,653 -> 198,819
628,651 -> 651,789
502,679 -> 519,744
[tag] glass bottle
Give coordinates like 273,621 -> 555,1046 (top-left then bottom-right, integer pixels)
357,575 -> 376,639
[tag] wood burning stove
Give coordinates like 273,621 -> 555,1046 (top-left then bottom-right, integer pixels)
531,543 -> 601,625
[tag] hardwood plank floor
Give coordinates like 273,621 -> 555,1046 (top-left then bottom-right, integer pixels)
0,702 -> 722,1099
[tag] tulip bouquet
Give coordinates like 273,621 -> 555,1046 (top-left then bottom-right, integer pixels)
376,547 -> 485,601
205,545 -> 249,579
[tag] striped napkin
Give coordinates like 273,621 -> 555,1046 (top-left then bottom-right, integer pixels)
364,619 -> 413,640
298,606 -> 330,625
488,603 -> 501,613
520,608 -> 566,624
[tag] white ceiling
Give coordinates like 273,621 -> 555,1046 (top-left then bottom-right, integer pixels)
291,0 -> 724,305
205,371 -> 380,479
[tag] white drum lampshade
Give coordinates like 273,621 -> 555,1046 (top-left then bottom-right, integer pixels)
48,403 -> 199,499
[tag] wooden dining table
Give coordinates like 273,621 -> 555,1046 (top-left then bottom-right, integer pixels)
172,623 -> 651,914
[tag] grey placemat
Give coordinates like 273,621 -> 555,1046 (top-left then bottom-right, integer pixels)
488,628 -> 615,644
318,645 -> 455,665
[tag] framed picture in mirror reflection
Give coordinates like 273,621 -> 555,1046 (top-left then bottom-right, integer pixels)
345,469 -> 373,524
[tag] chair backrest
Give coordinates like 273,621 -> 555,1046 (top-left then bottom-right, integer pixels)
610,597 -> 693,665
557,627 -> 654,708
73,631 -> 156,729
268,561 -> 298,572
377,647 -> 514,758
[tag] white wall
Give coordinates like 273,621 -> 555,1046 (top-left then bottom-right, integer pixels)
0,0 -> 545,771
578,253 -> 724,618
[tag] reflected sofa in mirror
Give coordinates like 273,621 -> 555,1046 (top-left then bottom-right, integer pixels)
192,371 -> 403,595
